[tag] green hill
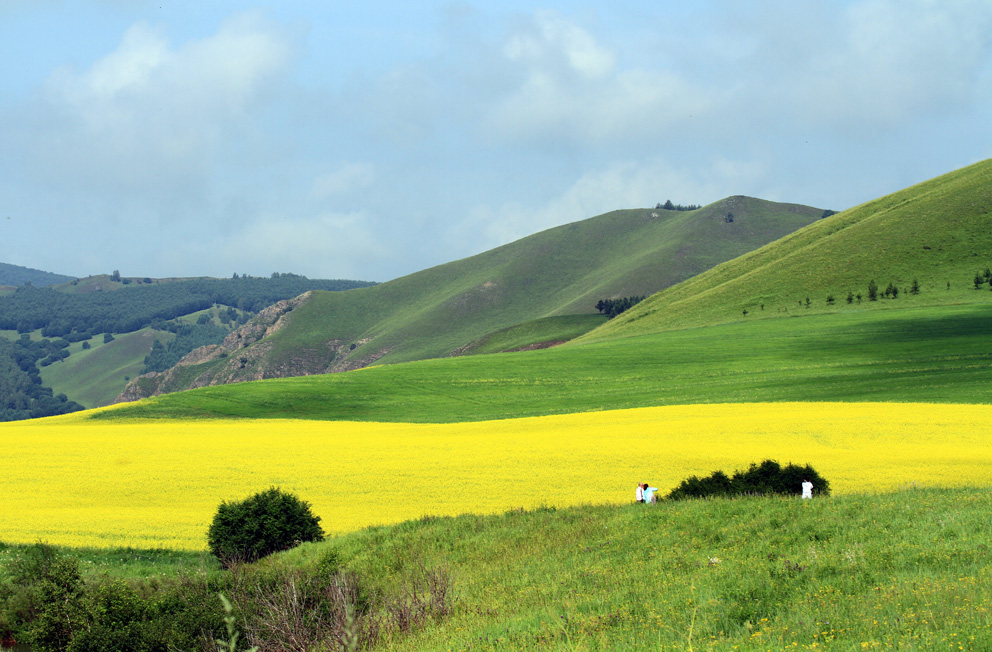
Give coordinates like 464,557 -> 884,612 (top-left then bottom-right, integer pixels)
578,157 -> 992,343
101,159 -> 992,423
95,302 -> 992,423
39,329 -> 171,408
122,198 -> 825,399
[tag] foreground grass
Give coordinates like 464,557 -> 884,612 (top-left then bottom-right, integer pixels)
98,302 -> 992,423
0,543 -> 215,581
304,487 -> 992,651
9,488 -> 983,651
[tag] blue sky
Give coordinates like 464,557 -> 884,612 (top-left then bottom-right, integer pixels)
2,1 -> 990,282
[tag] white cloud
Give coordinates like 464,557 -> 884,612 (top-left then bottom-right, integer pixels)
504,10 -> 616,80
732,0 -> 992,128
3,2 -> 990,282
25,10 -> 295,203
486,11 -> 709,147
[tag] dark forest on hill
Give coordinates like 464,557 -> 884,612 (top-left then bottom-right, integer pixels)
0,274 -> 373,338
0,274 -> 376,421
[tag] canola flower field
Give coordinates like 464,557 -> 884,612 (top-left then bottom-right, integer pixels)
2,401 -> 991,550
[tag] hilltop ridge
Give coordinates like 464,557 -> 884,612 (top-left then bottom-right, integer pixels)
119,196 -> 825,401
579,157 -> 992,342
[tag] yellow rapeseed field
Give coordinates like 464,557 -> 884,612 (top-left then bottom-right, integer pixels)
1,402 -> 990,550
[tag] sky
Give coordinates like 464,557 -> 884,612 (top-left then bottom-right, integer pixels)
1,1 -> 990,283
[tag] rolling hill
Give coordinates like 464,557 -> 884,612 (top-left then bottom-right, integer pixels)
578,157 -> 992,342
120,197 -> 826,400
100,158 -> 992,423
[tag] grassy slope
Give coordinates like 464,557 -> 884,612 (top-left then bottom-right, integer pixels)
3,487 -> 990,650
98,160 -> 992,421
294,487 -> 992,650
95,301 -> 992,422
456,314 -> 607,355
162,199 -> 823,386
40,329 -> 169,408
580,158 -> 992,343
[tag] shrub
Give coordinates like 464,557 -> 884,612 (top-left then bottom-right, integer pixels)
207,487 -> 325,564
667,459 -> 830,500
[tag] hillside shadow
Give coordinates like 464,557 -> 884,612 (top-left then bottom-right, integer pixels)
840,307 -> 992,344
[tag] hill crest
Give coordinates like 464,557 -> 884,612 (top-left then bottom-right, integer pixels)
119,196 -> 826,401
578,157 -> 992,342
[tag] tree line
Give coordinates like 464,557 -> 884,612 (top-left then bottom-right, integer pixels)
0,337 -> 83,421
595,295 -> 646,319
141,321 -> 232,374
655,200 -> 701,212
0,274 -> 374,339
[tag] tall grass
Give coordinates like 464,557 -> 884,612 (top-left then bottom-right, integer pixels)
315,487 -> 992,650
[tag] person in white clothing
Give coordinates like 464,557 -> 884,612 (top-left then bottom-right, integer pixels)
801,479 -> 814,499
643,485 -> 659,503
635,483 -> 645,503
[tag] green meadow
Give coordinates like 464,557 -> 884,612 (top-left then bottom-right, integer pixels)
128,197 -> 824,398
97,300 -> 992,423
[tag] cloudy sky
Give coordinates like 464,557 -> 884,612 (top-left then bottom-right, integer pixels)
1,1 -> 990,282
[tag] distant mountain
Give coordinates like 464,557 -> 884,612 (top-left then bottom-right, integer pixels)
579,158 -> 992,343
0,262 -> 75,288
120,196 -> 826,400
0,273 -> 378,419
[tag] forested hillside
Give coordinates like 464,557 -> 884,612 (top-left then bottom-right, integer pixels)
0,273 -> 376,420
0,274 -> 374,339
0,337 -> 82,420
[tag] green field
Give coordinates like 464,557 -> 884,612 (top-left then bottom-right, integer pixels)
96,301 -> 992,423
330,487 -> 992,650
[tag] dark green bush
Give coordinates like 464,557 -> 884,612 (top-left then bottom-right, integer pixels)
207,487 -> 325,564
667,459 -> 830,500
0,544 -> 228,652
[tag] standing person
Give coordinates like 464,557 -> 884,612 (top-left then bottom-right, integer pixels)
801,478 -> 814,499
643,484 -> 659,503
636,483 -> 645,503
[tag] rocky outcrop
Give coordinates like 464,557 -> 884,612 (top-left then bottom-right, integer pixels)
114,293 -> 316,403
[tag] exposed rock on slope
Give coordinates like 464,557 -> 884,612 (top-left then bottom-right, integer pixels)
117,293 -> 324,402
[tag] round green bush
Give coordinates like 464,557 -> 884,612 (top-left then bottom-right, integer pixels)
666,459 -> 830,500
207,487 -> 324,564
